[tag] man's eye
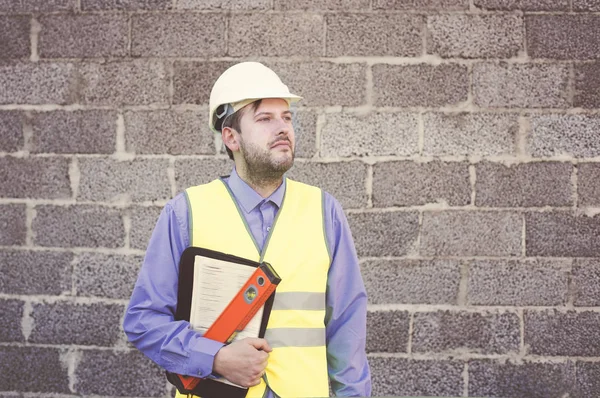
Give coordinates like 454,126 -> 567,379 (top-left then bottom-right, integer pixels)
258,118 -> 269,122
284,116 -> 292,122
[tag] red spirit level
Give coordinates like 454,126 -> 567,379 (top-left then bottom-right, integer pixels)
168,261 -> 281,394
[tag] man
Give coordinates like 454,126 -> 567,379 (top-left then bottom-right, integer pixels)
123,62 -> 371,397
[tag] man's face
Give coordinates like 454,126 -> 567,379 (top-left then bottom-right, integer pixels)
237,98 -> 296,178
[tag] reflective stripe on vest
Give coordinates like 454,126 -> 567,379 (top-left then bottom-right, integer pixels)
264,328 -> 327,348
271,292 -> 326,311
184,178 -> 331,398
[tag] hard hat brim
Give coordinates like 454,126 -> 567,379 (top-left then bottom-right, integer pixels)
210,94 -> 302,134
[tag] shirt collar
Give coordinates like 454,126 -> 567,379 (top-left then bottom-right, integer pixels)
226,168 -> 286,214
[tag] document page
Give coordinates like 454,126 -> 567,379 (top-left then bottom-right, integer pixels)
189,255 -> 265,386
190,254 -> 264,339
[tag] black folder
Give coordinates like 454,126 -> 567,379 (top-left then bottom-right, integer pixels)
167,246 -> 276,398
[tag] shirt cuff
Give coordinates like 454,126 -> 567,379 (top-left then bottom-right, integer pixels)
184,335 -> 225,378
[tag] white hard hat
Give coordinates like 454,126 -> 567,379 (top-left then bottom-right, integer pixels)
208,62 -> 302,134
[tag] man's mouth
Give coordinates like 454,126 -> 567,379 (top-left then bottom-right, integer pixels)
270,139 -> 291,149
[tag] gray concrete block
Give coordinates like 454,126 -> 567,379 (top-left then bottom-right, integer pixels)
229,14 -> 323,57
373,64 -> 468,107
525,310 -> 600,356
527,16 -> 600,59
31,110 -> 116,154
573,259 -> 600,306
287,161 -> 367,209
0,299 -> 24,342
574,0 -> 600,10
293,110 -> 317,158
30,302 -> 123,346
347,211 -> 419,257
0,250 -> 72,295
173,61 -> 235,105
130,205 -> 162,251
0,16 -> 30,59
0,111 -> 23,152
0,61 -> 75,105
275,0 -> 368,9
373,161 -> 471,207
132,13 -> 225,57
373,0 -> 468,9
421,211 -> 522,256
326,14 -> 423,57
468,259 -> 569,306
423,112 -> 518,156
361,259 -> 461,305
476,161 -> 573,207
175,158 -> 233,192
75,350 -> 166,396
79,60 -> 169,106
469,360 -> 575,398
369,357 -> 464,397
526,212 -> 600,257
428,15 -> 523,58
125,110 -> 213,155
0,0 -> 75,12
577,362 -> 600,398
366,310 -> 409,353
578,163 -> 600,206
413,310 -> 520,354
473,63 -> 570,108
266,62 -> 366,107
39,15 -> 128,58
81,0 -> 172,9
33,205 -> 125,248
0,204 -> 26,246
78,158 -> 171,203
321,112 -> 419,157
179,0 -> 269,8
0,346 -> 70,393
474,0 -> 569,10
575,62 -> 600,108
75,253 -> 141,299
0,156 -> 71,199
529,114 -> 600,157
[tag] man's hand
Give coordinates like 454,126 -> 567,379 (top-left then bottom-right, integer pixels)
213,337 -> 272,388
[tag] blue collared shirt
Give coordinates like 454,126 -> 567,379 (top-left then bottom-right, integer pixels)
123,168 -> 371,397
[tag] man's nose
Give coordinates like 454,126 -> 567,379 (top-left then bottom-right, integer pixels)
275,118 -> 291,135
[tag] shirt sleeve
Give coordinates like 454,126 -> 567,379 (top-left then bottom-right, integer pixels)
323,193 -> 372,397
122,195 -> 224,378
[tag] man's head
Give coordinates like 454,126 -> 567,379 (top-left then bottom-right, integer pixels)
222,98 -> 295,179
208,62 -> 301,180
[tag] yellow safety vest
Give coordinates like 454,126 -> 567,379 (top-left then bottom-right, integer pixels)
178,177 -> 331,398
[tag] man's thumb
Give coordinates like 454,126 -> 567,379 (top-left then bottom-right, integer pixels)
248,338 -> 272,352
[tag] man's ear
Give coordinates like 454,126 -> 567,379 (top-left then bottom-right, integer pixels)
222,126 -> 240,153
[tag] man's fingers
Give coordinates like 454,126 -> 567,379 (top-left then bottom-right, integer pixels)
260,358 -> 268,369
213,338 -> 272,388
249,376 -> 262,387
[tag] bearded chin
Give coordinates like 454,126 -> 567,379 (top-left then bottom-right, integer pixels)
240,140 -> 294,182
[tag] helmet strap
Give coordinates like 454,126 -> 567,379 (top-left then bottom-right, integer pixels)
214,103 -> 235,132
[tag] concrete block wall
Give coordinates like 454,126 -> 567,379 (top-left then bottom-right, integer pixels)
1,0 -> 599,396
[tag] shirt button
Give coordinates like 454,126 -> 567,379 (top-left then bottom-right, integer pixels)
267,226 -> 271,232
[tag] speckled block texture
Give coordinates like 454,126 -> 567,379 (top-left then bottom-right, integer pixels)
2,2 -> 600,397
